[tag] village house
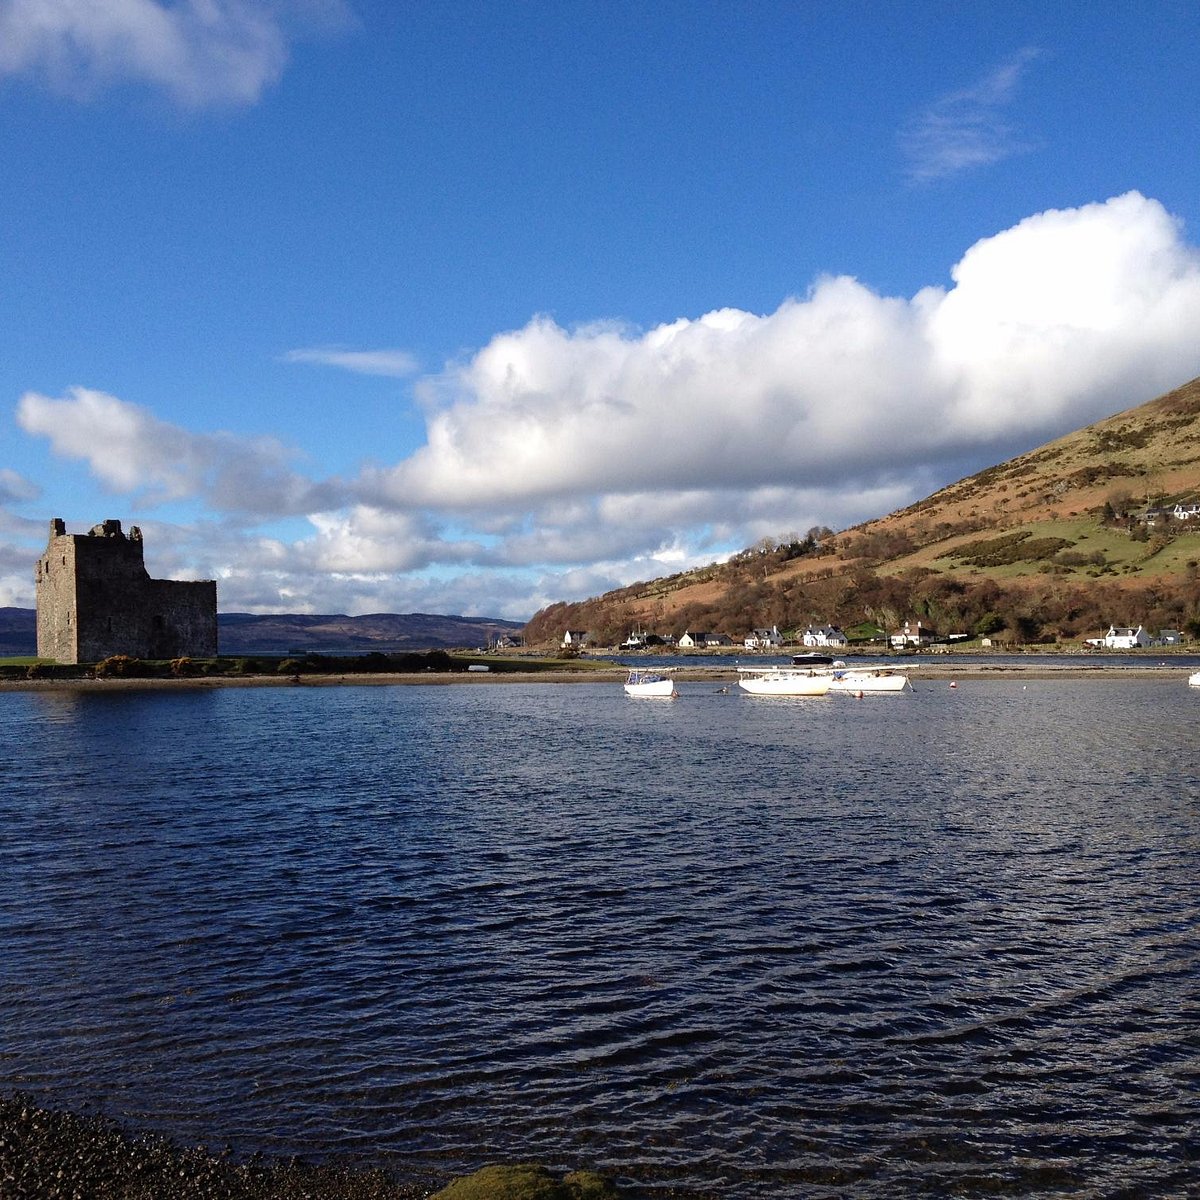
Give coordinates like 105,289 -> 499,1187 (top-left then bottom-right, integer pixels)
802,624 -> 848,648
677,631 -> 709,649
1102,625 -> 1152,650
623,631 -> 671,649
889,620 -> 936,650
1143,501 -> 1200,525
562,629 -> 590,649
744,625 -> 783,650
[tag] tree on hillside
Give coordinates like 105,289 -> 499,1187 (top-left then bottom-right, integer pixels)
974,612 -> 1005,637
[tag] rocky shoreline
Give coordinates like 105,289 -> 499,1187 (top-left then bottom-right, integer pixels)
0,1093 -> 620,1200
0,1093 -> 430,1199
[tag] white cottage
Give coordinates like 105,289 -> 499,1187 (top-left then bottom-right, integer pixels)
889,620 -> 935,650
743,625 -> 784,650
802,624 -> 848,648
1102,625 -> 1152,650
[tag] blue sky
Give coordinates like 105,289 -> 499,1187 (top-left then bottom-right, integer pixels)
3,1 -> 1200,621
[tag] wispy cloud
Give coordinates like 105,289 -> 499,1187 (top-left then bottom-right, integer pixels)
0,467 -> 40,504
16,386 -> 344,515
282,346 -> 421,378
900,48 -> 1043,183
0,0 -> 353,107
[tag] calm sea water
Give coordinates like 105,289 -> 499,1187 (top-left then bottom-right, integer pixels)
2,678 -> 1198,1197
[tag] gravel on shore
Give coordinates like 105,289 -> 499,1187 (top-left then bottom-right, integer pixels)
0,1094 -> 625,1200
0,1093 -> 433,1199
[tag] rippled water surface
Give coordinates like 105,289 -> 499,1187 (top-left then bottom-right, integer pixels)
3,679 -> 1199,1196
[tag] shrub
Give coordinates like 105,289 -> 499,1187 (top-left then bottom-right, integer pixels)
1054,550 -> 1106,568
95,655 -> 145,678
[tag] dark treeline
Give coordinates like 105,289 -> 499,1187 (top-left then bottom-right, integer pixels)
524,566 -> 1200,647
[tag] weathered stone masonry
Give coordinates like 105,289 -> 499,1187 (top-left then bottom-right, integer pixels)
36,518 -> 218,664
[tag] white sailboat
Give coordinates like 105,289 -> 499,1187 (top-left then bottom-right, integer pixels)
736,666 -> 832,696
624,668 -> 678,698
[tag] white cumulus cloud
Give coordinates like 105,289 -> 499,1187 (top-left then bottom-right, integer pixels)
297,506 -> 480,574
13,192 -> 1200,620
365,193 -> 1200,526
0,0 -> 350,107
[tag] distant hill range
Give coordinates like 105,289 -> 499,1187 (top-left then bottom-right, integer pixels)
216,612 -> 523,655
0,609 -> 523,659
524,375 -> 1200,647
0,608 -> 36,657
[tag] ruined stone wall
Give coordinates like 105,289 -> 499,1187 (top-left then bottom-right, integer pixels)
35,518 -> 218,664
77,578 -> 219,662
35,518 -> 77,663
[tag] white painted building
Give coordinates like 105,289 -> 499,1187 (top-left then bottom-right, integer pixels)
744,625 -> 783,650
1102,625 -> 1152,649
889,620 -> 934,650
802,624 -> 848,648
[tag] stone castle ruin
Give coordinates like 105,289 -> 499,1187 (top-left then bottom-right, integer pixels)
36,518 -> 218,664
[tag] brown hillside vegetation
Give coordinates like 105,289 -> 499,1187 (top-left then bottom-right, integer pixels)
524,376 -> 1200,647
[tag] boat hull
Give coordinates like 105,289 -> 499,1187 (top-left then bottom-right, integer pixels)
828,670 -> 911,693
737,670 -> 831,697
624,673 -> 677,698
1189,671 -> 1200,687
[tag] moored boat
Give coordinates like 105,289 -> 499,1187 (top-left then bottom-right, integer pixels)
624,668 -> 677,698
1189,671 -> 1200,687
827,664 -> 912,693
737,666 -> 832,696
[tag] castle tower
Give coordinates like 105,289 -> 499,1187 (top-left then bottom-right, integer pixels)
35,518 -> 218,664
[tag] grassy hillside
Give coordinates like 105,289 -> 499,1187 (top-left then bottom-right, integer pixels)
524,376 -> 1200,646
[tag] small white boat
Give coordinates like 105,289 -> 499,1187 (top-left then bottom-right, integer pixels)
827,664 -> 912,693
624,668 -> 677,698
1189,671 -> 1200,687
737,666 -> 832,696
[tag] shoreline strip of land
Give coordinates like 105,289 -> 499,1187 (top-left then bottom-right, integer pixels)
1,660 -> 1196,691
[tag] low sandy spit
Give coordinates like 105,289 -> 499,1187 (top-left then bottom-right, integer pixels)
1,661 -> 1195,691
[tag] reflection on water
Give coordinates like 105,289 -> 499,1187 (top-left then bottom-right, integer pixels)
2,679 -> 1198,1197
